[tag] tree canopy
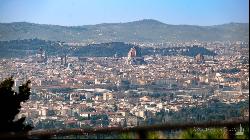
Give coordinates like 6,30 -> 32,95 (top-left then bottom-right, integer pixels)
0,77 -> 33,133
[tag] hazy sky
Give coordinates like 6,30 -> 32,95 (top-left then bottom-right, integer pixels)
0,0 -> 249,26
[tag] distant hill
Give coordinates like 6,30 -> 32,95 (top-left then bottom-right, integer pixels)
0,19 -> 248,43
0,39 -> 216,58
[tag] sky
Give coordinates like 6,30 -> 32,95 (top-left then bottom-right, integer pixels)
0,0 -> 249,26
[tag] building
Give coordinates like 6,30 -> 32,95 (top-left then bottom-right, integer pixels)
195,53 -> 204,63
128,47 -> 137,58
60,54 -> 68,66
103,92 -> 113,101
36,47 -> 47,63
126,47 -> 146,65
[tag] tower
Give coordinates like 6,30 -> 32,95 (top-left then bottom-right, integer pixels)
64,54 -> 67,66
61,56 -> 64,65
37,47 -> 42,60
44,51 -> 47,63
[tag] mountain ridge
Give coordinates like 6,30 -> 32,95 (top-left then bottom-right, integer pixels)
0,19 -> 248,43
1,19 -> 248,27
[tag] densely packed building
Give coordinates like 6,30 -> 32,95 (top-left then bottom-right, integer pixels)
0,40 -> 248,129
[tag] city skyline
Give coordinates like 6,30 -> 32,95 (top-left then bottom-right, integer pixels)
0,0 -> 249,26
0,0 -> 249,138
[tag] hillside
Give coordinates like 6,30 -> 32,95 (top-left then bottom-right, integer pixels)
0,19 -> 248,43
0,39 -> 216,58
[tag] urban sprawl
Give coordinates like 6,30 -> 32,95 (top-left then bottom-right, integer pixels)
0,40 -> 249,130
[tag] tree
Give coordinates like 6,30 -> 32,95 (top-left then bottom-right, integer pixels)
0,77 -> 33,134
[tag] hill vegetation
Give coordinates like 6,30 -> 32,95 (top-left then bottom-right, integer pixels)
0,39 -> 216,58
0,19 -> 248,43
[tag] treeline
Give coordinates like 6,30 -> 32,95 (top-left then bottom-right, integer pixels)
0,39 -> 66,58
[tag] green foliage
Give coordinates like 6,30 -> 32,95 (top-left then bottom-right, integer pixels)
0,21 -> 248,43
236,124 -> 249,139
113,104 -> 118,112
81,125 -> 92,129
35,120 -> 64,129
147,131 -> 165,139
179,128 -> 227,139
78,116 -> 88,121
86,98 -> 94,103
155,100 -> 249,124
0,77 -> 33,133
119,132 -> 136,139
90,114 -> 109,126
0,38 -> 216,59
119,131 -> 166,139
47,110 -> 56,116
